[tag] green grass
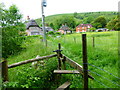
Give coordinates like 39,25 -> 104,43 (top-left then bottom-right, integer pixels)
48,31 -> 119,88
4,31 -> 119,88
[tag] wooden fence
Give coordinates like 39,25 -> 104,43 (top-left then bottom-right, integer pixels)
1,34 -> 94,89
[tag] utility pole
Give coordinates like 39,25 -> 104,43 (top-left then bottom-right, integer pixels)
41,0 -> 47,46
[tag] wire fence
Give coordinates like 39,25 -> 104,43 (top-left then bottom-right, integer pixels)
83,63 -> 120,88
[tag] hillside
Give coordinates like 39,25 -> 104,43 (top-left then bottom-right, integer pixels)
35,11 -> 118,28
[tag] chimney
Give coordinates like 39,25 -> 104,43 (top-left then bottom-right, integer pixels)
27,16 -> 30,21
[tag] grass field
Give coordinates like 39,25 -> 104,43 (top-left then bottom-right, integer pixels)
4,31 -> 119,88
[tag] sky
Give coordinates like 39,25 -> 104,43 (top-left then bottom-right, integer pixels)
1,0 -> 120,20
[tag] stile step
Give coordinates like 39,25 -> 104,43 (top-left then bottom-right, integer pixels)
56,81 -> 71,90
54,70 -> 80,74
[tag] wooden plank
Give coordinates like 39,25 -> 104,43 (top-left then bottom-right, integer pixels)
54,70 -> 80,74
56,81 -> 70,90
8,54 -> 57,68
61,54 -> 94,80
62,54 -> 83,73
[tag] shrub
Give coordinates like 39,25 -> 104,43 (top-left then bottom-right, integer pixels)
55,32 -> 61,35
47,31 -> 55,35
2,26 -> 25,58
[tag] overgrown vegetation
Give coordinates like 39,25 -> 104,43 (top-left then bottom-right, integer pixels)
1,3 -> 119,89
3,31 -> 119,88
1,3 -> 26,58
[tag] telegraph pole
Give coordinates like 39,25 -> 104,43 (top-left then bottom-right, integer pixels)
41,0 -> 47,45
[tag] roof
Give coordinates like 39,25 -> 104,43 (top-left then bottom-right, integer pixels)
26,20 -> 40,29
59,24 -> 70,31
76,24 -> 92,28
41,26 -> 54,31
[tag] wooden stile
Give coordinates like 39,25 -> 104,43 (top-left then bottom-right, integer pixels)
62,56 -> 66,70
61,54 -> 94,80
8,54 -> 57,68
54,70 -> 80,74
2,59 -> 8,82
56,81 -> 70,90
93,37 -> 95,47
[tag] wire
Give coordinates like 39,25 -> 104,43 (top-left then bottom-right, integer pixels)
83,63 -> 120,80
90,70 -> 120,87
93,78 -> 110,88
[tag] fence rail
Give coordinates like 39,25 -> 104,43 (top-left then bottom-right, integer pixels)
8,54 -> 57,68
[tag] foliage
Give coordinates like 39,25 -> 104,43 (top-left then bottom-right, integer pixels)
36,12 -> 117,31
91,16 -> 107,28
89,27 -> 96,31
49,31 -> 118,88
53,15 -> 76,30
106,16 -> 120,30
55,32 -> 61,35
1,4 -> 25,58
2,26 -> 25,58
47,31 -> 55,35
83,16 -> 94,24
3,36 -> 58,88
4,31 -> 118,88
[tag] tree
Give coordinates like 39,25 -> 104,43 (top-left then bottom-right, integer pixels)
83,16 -> 94,24
74,12 -> 78,18
89,27 -> 96,32
1,4 -> 25,58
91,16 -> 107,28
106,16 -> 120,30
49,23 -> 55,30
53,15 -> 76,30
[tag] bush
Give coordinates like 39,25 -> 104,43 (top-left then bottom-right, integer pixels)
2,26 -> 25,58
47,31 -> 55,35
55,32 -> 61,35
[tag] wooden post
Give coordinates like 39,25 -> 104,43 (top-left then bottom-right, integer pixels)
2,59 -> 8,82
62,56 -> 66,70
64,37 -> 65,43
58,43 -> 62,70
93,37 -> 95,48
46,39 -> 47,47
74,37 -> 76,43
82,34 -> 88,89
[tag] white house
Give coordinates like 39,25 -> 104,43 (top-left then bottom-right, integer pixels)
26,20 -> 43,36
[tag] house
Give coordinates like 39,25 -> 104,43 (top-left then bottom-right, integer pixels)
26,19 -> 43,36
58,24 -> 72,34
76,24 -> 92,33
41,26 -> 54,32
96,28 -> 108,32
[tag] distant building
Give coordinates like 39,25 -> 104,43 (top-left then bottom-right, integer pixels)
26,19 -> 43,36
58,24 -> 72,34
42,26 -> 54,32
76,24 -> 92,33
96,28 -> 108,32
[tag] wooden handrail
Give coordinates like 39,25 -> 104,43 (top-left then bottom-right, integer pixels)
62,54 -> 94,80
8,54 -> 57,68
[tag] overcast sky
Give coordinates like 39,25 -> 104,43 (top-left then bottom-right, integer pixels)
1,0 -> 120,20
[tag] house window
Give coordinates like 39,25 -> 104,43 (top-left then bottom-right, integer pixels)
88,26 -> 90,28
82,27 -> 84,29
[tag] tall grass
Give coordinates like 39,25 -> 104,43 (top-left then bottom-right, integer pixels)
5,36 -> 58,88
5,31 -> 119,88
49,31 -> 119,88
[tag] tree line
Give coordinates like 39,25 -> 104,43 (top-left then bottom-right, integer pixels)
36,11 -> 120,31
